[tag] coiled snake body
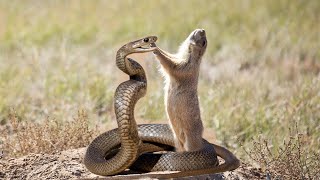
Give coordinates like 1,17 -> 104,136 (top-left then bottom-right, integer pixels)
84,36 -> 240,178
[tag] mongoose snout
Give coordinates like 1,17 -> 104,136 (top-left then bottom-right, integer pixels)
191,29 -> 207,48
194,29 -> 206,37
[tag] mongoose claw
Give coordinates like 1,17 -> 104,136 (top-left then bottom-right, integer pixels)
150,43 -> 161,55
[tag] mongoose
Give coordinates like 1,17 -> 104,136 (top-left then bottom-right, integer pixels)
152,29 -> 207,152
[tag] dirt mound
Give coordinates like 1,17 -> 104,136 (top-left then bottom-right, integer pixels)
0,148 -> 264,180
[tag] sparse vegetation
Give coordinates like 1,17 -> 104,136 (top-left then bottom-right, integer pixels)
2,109 -> 97,157
0,0 -> 319,179
244,123 -> 320,179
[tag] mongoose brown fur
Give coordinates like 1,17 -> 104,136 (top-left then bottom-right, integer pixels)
152,29 -> 207,152
151,29 -> 240,175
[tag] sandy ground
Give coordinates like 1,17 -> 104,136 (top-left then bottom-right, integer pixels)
0,148 -> 264,180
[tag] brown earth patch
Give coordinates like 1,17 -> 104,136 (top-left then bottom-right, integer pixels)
0,148 -> 264,180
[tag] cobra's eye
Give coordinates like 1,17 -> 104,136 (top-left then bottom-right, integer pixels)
143,38 -> 149,43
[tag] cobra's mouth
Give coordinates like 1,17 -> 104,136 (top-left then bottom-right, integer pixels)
135,44 -> 153,50
130,36 -> 157,53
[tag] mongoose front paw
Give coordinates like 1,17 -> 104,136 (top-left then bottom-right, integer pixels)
153,50 -> 161,55
150,43 -> 160,55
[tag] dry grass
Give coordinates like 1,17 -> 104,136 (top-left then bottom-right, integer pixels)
244,123 -> 320,179
1,109 -> 97,158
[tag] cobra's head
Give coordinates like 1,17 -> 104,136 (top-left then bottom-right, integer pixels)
128,36 -> 158,53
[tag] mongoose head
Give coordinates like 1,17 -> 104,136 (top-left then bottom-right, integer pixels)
189,29 -> 207,55
177,29 -> 207,60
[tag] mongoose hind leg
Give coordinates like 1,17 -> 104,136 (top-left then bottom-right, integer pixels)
171,125 -> 187,152
175,138 -> 186,152
184,132 -> 204,151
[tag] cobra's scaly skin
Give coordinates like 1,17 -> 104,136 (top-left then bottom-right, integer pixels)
84,36 -> 158,175
84,36 -> 240,177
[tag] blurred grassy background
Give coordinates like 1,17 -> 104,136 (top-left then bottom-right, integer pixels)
0,0 -> 319,164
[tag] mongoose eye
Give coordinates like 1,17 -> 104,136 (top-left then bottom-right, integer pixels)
202,40 -> 206,47
143,38 -> 149,43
